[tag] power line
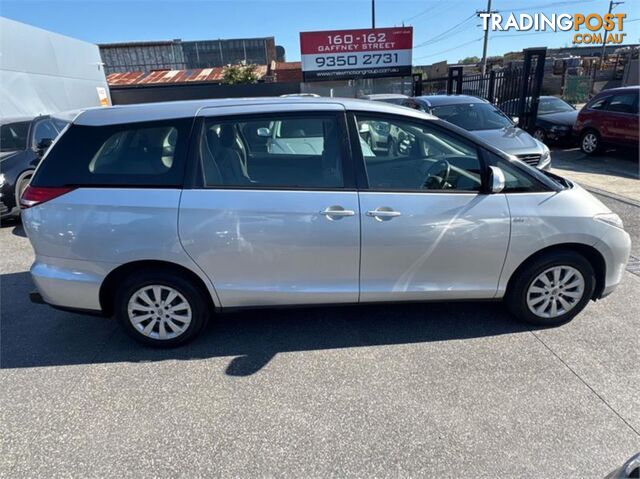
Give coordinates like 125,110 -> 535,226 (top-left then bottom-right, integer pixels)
413,13 -> 477,49
501,0 -> 597,14
400,2 -> 445,24
414,36 -> 484,61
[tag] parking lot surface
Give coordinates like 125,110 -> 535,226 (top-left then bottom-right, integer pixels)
1,149 -> 639,478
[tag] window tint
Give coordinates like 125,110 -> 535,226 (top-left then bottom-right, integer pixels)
356,114 -> 482,192
200,114 -> 344,188
604,93 -> 638,114
31,119 -> 192,188
89,126 -> 177,175
32,120 -> 59,146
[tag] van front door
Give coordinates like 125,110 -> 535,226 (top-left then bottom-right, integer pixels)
353,113 -> 511,301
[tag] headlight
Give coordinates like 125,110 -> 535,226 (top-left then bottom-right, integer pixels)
594,213 -> 624,230
539,148 -> 551,166
0,173 -> 5,186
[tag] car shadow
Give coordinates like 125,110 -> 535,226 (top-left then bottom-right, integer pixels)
0,271 -> 537,375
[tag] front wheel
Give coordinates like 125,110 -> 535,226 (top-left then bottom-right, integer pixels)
114,270 -> 209,347
505,251 -> 595,326
580,130 -> 602,155
533,128 -> 547,143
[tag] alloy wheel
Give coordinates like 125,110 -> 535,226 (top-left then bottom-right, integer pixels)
526,266 -> 585,319
582,133 -> 598,153
127,285 -> 192,340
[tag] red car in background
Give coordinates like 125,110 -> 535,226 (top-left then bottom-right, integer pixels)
573,86 -> 639,155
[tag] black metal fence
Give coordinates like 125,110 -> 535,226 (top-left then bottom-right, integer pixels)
416,48 -> 547,132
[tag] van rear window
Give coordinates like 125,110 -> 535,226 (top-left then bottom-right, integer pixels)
31,119 -> 193,188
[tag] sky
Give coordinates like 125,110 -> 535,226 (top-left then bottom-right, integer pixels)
0,0 -> 639,65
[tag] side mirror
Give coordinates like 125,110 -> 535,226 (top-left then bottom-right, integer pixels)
359,123 -> 370,134
256,127 -> 271,137
35,138 -> 53,157
489,166 -> 505,193
511,116 -> 519,125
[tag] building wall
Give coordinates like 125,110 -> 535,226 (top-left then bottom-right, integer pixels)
0,17 -> 110,118
100,42 -> 186,73
100,38 -> 277,75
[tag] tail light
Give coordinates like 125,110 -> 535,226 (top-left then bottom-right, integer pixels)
20,186 -> 75,209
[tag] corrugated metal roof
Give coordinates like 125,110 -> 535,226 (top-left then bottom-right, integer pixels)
107,65 -> 268,86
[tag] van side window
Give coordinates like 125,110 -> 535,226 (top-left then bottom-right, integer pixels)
89,126 -> 177,175
30,119 -> 191,188
199,114 -> 345,188
355,114 -> 482,192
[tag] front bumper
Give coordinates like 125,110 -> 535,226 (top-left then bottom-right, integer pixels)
594,227 -> 632,298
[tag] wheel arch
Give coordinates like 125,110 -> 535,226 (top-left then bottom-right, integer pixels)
99,260 -> 217,316
505,243 -> 606,300
14,168 -> 36,207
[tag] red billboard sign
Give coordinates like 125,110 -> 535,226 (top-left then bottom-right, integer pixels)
300,27 -> 413,81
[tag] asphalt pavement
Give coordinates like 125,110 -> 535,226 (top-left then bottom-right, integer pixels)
1,158 -> 639,478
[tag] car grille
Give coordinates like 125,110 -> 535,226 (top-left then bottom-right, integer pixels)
516,154 -> 541,166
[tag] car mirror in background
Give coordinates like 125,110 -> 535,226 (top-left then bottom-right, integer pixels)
36,138 -> 54,157
489,166 -> 506,193
359,123 -> 370,134
256,127 -> 271,137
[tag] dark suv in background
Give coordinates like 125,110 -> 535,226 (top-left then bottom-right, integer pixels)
0,115 -> 68,220
574,86 -> 639,155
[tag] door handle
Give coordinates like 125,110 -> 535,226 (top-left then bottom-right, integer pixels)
366,208 -> 402,220
320,206 -> 356,219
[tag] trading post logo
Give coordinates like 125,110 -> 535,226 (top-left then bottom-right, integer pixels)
479,12 -> 627,45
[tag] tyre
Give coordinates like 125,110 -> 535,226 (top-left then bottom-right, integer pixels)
533,128 -> 547,143
15,170 -> 34,214
114,270 -> 209,347
580,129 -> 602,155
505,251 -> 595,326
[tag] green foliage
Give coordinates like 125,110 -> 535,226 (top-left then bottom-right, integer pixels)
221,62 -> 260,85
458,56 -> 480,65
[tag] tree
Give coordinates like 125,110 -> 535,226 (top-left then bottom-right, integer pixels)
221,61 -> 260,85
458,56 -> 480,65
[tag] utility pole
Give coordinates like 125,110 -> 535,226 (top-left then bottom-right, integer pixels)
477,0 -> 496,75
372,0 -> 376,28
599,0 -> 624,70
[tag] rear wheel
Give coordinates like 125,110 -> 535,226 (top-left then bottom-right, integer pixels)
580,130 -> 602,155
506,251 -> 595,326
114,270 -> 209,347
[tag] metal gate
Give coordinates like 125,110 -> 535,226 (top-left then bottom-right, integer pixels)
416,48 -> 547,132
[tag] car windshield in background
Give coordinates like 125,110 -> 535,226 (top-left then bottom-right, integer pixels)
538,97 -> 574,114
431,103 -> 513,131
0,121 -> 30,152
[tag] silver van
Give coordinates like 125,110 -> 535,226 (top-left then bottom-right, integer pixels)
22,98 -> 630,347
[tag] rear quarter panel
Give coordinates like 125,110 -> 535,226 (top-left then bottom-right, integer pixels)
22,188 -> 220,306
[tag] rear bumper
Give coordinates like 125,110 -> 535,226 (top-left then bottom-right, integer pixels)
30,256 -> 111,312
